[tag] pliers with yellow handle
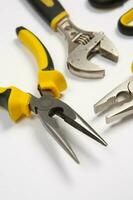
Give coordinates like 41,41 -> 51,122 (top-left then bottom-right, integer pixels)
0,27 -> 107,164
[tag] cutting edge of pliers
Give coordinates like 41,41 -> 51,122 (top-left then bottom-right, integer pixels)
94,65 -> 133,123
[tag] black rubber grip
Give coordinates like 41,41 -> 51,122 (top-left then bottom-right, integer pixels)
89,0 -> 127,9
118,20 -> 133,36
118,8 -> 133,36
0,89 -> 11,110
27,0 -> 66,27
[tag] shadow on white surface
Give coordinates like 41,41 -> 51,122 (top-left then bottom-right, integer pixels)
104,114 -> 133,133
29,117 -> 74,182
115,27 -> 133,40
30,115 -> 102,172
0,110 -> 14,130
92,111 -> 133,136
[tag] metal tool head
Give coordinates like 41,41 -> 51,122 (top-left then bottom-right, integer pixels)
94,76 -> 133,123
30,91 -> 107,148
57,18 -> 119,79
30,91 -> 79,163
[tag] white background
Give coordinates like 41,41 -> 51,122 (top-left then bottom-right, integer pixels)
0,0 -> 133,199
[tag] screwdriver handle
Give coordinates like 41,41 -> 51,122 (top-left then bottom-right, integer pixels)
0,87 -> 31,121
16,26 -> 67,98
27,0 -> 68,31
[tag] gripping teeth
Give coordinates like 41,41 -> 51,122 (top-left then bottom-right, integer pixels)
94,97 -> 116,114
94,77 -> 133,124
106,100 -> 133,124
94,77 -> 133,114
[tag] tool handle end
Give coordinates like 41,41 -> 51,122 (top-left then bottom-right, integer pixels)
0,87 -> 31,121
27,0 -> 68,31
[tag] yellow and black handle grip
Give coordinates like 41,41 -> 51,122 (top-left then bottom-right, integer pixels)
118,8 -> 133,36
0,86 -> 31,121
0,27 -> 67,122
16,26 -> 67,97
27,0 -> 68,31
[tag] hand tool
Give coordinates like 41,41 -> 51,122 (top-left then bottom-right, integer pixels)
26,0 -> 119,79
0,27 -> 107,164
94,64 -> 133,124
89,0 -> 128,9
118,8 -> 133,36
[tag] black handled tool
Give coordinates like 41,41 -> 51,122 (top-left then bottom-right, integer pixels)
0,27 -> 107,164
89,0 -> 128,9
26,0 -> 67,30
26,0 -> 119,79
118,8 -> 133,36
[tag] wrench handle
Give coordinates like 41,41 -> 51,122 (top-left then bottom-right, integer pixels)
27,0 -> 68,31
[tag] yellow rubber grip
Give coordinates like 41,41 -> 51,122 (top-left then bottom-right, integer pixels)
17,27 -> 50,71
0,87 -> 31,121
27,0 -> 68,31
40,0 -> 54,7
16,27 -> 67,98
120,9 -> 133,27
118,8 -> 133,36
38,70 -> 67,97
131,62 -> 133,73
50,11 -> 68,31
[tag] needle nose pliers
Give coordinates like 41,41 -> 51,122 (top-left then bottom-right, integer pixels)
0,27 -> 107,164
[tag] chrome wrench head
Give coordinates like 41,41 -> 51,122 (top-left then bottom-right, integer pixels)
94,76 -> 133,123
57,18 -> 119,79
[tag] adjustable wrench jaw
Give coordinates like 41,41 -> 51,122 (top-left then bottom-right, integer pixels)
94,76 -> 133,123
100,35 -> 119,63
67,32 -> 106,79
57,17 -> 119,79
